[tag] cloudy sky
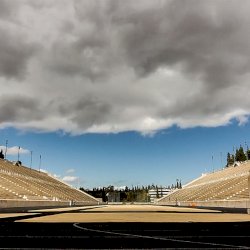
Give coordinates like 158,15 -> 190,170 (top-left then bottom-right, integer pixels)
0,0 -> 250,188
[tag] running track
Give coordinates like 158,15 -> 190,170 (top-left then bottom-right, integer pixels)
0,205 -> 250,249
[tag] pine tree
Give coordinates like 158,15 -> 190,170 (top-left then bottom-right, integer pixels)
235,148 -> 239,161
0,150 -> 4,159
226,152 -> 230,167
247,149 -> 250,160
156,186 -> 159,198
226,152 -> 234,166
176,180 -> 179,189
236,146 -> 247,162
102,188 -> 106,202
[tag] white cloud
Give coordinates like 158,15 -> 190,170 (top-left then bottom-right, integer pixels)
62,176 -> 78,183
40,168 -> 48,174
40,169 -> 60,179
65,168 -> 75,174
0,1 -> 250,135
52,173 -> 61,179
236,115 -> 249,126
0,145 -> 29,155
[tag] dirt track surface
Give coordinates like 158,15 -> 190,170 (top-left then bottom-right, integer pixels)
1,205 -> 250,248
0,213 -> 37,219
15,204 -> 250,223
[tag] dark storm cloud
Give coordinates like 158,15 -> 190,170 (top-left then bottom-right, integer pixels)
112,0 -> 250,88
0,28 -> 38,79
0,95 -> 43,122
58,98 -> 112,129
48,0 -> 250,88
45,38 -> 112,81
0,0 -> 250,133
0,0 -> 18,19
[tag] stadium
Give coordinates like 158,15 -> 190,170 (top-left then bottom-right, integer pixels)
1,1 -> 250,248
1,157 -> 250,249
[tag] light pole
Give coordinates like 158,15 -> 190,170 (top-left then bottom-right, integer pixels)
17,146 -> 20,162
39,155 -> 41,172
4,140 -> 8,159
212,155 -> 214,172
220,152 -> 223,169
245,141 -> 249,160
233,146 -> 235,164
30,151 -> 33,168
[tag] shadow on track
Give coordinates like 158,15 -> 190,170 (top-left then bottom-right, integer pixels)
0,222 -> 250,249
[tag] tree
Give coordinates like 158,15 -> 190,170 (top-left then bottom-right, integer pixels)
235,148 -> 239,161
235,146 -> 247,162
231,154 -> 235,164
156,186 -> 159,199
226,152 -> 230,167
226,152 -> 234,167
102,188 -> 107,202
247,149 -> 250,160
176,179 -> 179,189
0,150 -> 4,159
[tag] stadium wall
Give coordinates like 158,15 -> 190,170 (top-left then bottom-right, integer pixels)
158,200 -> 250,213
0,199 -> 99,211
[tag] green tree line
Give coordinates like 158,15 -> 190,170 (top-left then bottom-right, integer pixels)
80,182 -> 182,202
226,145 -> 250,167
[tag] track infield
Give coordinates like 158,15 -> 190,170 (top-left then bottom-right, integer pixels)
12,204 -> 250,223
